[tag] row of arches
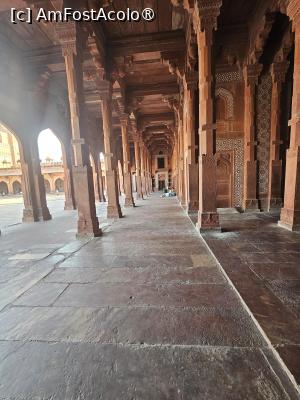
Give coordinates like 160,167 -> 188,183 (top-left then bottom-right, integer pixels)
0,178 -> 65,196
0,180 -> 21,195
0,120 -> 109,227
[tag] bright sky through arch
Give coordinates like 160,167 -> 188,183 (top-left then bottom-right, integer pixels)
38,129 -> 62,162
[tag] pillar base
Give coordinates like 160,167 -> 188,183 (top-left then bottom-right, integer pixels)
106,170 -> 123,219
279,207 -> 300,231
22,208 -> 39,223
187,201 -> 199,214
38,207 -> 52,221
76,226 -> 102,237
267,197 -> 282,211
107,205 -> 123,219
76,230 -> 102,238
136,193 -> 143,199
72,165 -> 101,236
124,197 -> 135,207
196,211 -> 221,232
243,199 -> 260,213
64,201 -> 76,211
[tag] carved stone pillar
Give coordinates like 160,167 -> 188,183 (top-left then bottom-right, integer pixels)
92,155 -> 106,203
279,3 -> 300,231
140,142 -> 147,196
120,117 -> 135,207
134,138 -> 143,198
57,22 -> 101,237
97,160 -> 106,202
62,146 -> 76,210
195,1 -> 221,230
267,62 -> 289,211
184,72 -> 199,213
100,83 -> 122,218
243,63 -> 262,211
20,142 -> 49,223
146,152 -> 152,194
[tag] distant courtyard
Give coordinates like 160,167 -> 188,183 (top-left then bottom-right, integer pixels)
0,194 -> 65,230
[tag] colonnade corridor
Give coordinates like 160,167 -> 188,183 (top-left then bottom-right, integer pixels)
0,193 -> 297,399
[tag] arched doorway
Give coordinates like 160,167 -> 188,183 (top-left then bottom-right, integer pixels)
55,178 -> 64,192
216,152 -> 233,208
38,129 -> 65,212
0,181 -> 8,195
0,122 -> 25,227
44,179 -> 51,193
13,180 -> 22,194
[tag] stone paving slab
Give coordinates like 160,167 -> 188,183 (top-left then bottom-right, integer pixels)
201,211 -> 300,387
13,282 -> 69,307
0,195 -> 298,398
0,305 -> 265,347
0,255 -> 65,311
43,265 -> 226,284
0,341 -> 296,400
54,282 -> 240,308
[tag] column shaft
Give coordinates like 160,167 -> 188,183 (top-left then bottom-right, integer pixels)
21,141 -> 52,223
101,94 -> 122,218
243,64 -> 262,211
121,119 -> 135,207
62,146 -> 76,210
134,140 -> 143,198
268,62 -> 288,211
279,12 -> 300,230
186,83 -> 199,213
196,27 -> 220,230
62,26 -> 101,237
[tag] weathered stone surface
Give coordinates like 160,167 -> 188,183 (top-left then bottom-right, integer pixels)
202,211 -> 300,385
0,196 -> 298,398
0,342 -> 294,400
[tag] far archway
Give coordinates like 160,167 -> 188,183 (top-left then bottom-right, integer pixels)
0,181 -> 8,195
37,129 -> 65,214
0,122 -> 25,228
44,179 -> 51,194
12,180 -> 22,194
55,178 -> 64,192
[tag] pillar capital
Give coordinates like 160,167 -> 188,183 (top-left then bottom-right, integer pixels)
270,61 -> 289,84
55,21 -> 86,57
183,71 -> 199,91
287,0 -> 300,29
99,80 -> 113,101
243,63 -> 263,87
119,114 -> 129,127
193,0 -> 222,33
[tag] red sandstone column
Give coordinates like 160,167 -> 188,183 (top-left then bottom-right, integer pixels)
97,160 -> 106,202
243,63 -> 263,212
140,142 -> 147,196
100,84 -> 122,218
184,72 -> 199,213
267,62 -> 289,211
120,116 -> 135,207
195,2 -> 221,231
146,151 -> 152,194
134,138 -> 143,199
20,143 -> 40,222
279,2 -> 300,230
18,140 -> 51,222
57,22 -> 101,237
62,146 -> 76,210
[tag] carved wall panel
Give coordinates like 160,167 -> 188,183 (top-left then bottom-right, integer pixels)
256,73 -> 272,207
216,138 -> 244,208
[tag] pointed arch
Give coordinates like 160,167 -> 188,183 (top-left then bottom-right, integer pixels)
215,87 -> 234,119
